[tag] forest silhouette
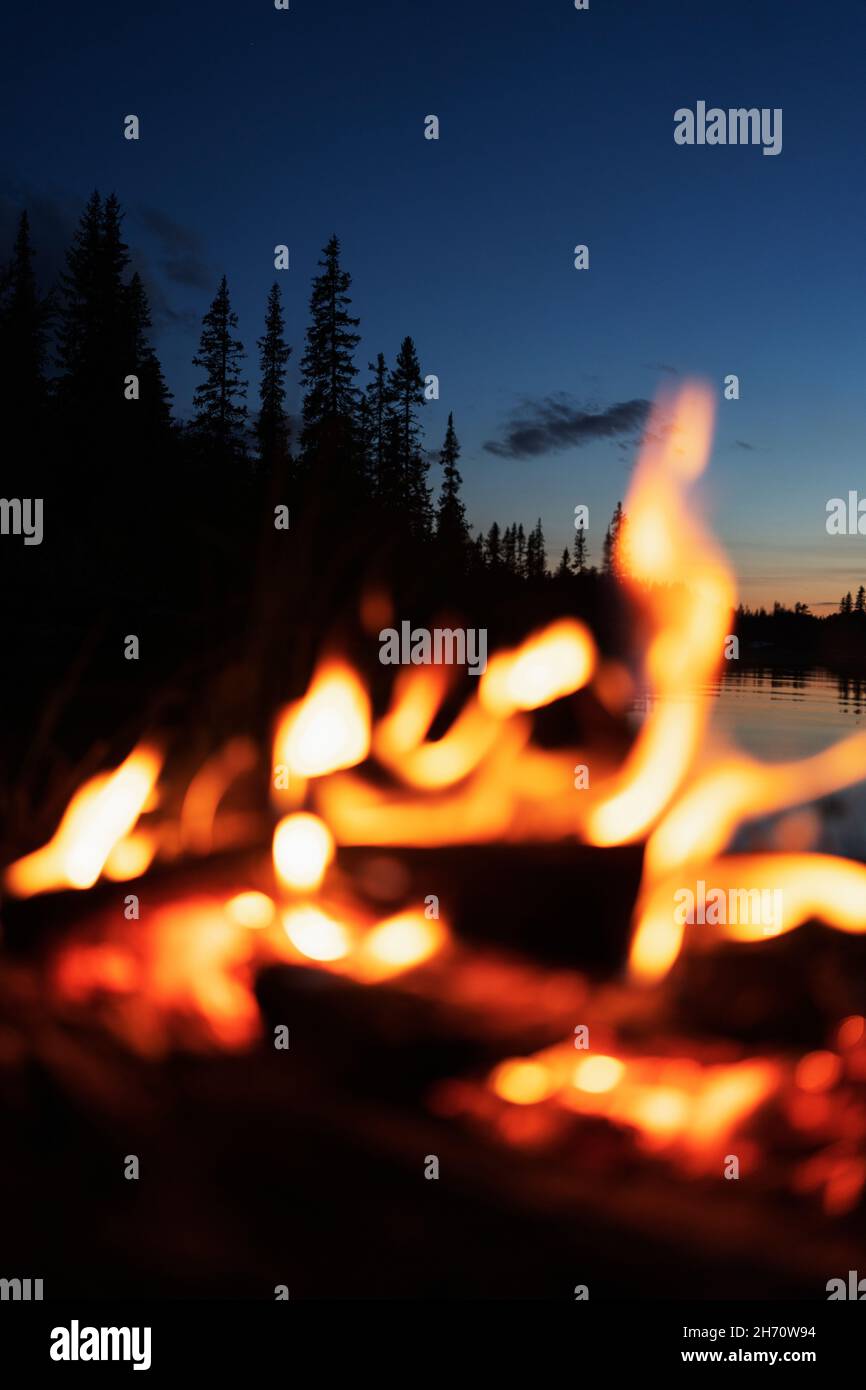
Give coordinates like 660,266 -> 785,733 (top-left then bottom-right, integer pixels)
0,192 -> 633,846
2,192 -> 865,847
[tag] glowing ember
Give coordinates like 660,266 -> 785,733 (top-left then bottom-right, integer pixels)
282,904 -> 353,961
489,1039 -> 779,1165
353,910 -> 448,982
225,890 -> 276,929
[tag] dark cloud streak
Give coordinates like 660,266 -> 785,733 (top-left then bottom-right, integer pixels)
484,395 -> 651,460
133,204 -> 213,290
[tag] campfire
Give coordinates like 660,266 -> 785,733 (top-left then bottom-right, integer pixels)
5,383 -> 866,1294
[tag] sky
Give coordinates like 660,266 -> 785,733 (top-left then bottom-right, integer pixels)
4,0 -> 866,609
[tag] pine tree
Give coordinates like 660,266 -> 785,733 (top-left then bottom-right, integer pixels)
256,282 -> 292,472
602,526 -> 614,575
55,191 -> 106,427
54,190 -> 147,453
389,335 -> 430,533
606,500 -> 627,577
841,591 -> 854,614
471,531 -> 486,569
485,521 -> 503,568
191,275 -> 248,464
855,586 -> 865,613
435,412 -> 468,557
299,234 -> 360,472
526,517 -> 547,577
364,352 -> 392,496
572,524 -> 588,574
502,524 -> 516,573
556,547 -> 571,577
516,522 -> 526,576
124,272 -> 172,435
0,211 -> 48,436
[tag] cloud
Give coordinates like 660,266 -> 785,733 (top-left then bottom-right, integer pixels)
133,204 -> 213,290
644,361 -> 680,376
0,181 -> 209,337
125,242 -> 201,336
484,394 -> 651,460
0,181 -> 81,288
733,439 -> 756,451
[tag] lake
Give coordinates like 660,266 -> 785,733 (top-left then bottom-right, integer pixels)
629,667 -> 866,858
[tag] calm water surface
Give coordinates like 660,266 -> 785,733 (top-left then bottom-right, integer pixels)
632,667 -> 866,760
629,667 -> 866,857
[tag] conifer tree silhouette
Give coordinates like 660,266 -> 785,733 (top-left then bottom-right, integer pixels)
0,211 -> 48,442
516,522 -> 526,576
572,523 -> 588,574
485,521 -> 503,568
299,235 -> 360,481
256,282 -> 292,473
526,518 -> 547,577
191,274 -> 248,464
55,191 -> 106,430
124,271 -> 173,439
364,352 -> 392,497
502,523 -> 516,572
389,335 -> 430,534
435,412 -> 468,561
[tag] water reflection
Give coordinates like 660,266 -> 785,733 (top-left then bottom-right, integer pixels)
630,666 -> 866,859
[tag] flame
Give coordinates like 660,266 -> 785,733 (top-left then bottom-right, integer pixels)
13,377 -> 866,1210
587,385 -> 735,846
489,1038 -> 779,1161
352,909 -> 448,982
4,745 -> 162,897
225,890 -> 276,929
180,737 -> 258,853
273,812 -> 335,892
273,660 -> 371,779
646,733 -> 866,878
630,853 -> 866,983
282,904 -> 353,961
479,618 -> 596,717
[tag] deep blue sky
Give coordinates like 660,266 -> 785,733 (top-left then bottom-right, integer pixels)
4,0 -> 866,607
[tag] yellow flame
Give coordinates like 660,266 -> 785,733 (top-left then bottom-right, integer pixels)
353,910 -> 447,982
5,745 -> 163,897
479,618 -> 596,717
273,812 -> 335,892
273,661 -> 371,779
646,733 -> 866,878
587,385 -> 735,846
282,904 -> 353,961
225,890 -> 276,929
630,853 -> 866,983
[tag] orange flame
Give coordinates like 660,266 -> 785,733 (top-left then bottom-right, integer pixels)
273,660 -> 371,780
5,745 -> 162,897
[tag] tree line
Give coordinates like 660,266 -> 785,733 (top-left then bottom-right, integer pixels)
0,192 -> 628,583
